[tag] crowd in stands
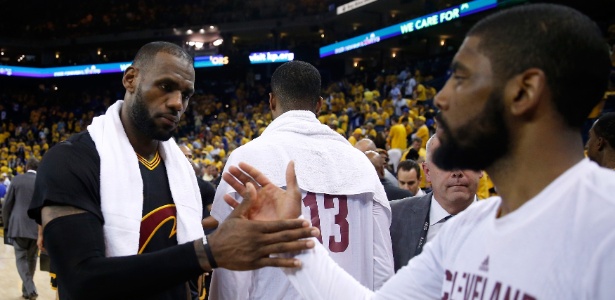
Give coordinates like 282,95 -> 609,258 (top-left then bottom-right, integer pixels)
173,66 -> 447,191
0,64 -> 475,196
0,58 -> 613,199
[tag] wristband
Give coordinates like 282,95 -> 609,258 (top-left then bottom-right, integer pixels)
203,236 -> 218,269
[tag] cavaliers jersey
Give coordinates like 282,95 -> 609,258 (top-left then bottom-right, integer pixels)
30,132 -> 187,300
210,190 -> 392,299
209,111 -> 393,299
299,191 -> 378,287
136,152 -> 178,254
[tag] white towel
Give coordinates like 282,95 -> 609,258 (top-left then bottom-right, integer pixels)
87,100 -> 204,257
223,110 -> 389,209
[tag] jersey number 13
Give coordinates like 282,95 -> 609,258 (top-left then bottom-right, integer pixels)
302,192 -> 349,252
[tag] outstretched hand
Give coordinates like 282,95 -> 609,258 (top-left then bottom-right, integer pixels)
222,161 -> 302,221
205,161 -> 318,271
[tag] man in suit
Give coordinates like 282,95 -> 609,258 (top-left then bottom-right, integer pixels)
365,150 -> 413,201
3,158 -> 40,299
396,159 -> 425,197
390,136 -> 481,272
356,138 -> 403,190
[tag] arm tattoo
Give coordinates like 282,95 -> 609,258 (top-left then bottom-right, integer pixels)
41,206 -> 87,228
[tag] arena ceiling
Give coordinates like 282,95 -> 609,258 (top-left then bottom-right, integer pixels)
0,0 -> 613,70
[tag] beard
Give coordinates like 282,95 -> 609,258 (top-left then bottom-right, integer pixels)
130,86 -> 174,141
433,91 -> 510,171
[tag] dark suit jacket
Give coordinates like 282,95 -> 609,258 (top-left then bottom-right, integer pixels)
381,178 -> 413,201
2,171 -> 38,243
389,192 -> 432,272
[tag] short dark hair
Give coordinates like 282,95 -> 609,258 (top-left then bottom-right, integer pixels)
132,41 -> 194,71
26,158 -> 39,171
397,159 -> 421,180
468,4 -> 610,128
594,112 -> 615,147
271,61 -> 321,112
405,148 -> 419,161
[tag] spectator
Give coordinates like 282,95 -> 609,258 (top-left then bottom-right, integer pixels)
396,159 -> 424,197
390,136 -> 481,271
2,158 -> 40,299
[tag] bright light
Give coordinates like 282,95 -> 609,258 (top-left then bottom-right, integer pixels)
392,52 -> 396,58
353,62 -> 358,67
209,26 -> 215,30
53,86 -> 58,90
195,42 -> 204,49
0,51 -> 3,55
97,48 -> 102,55
213,38 -> 223,46
199,28 -> 205,34
321,33 -> 325,38
440,39 -> 445,46
188,41 -> 196,46
186,29 -> 193,34
55,52 -> 60,59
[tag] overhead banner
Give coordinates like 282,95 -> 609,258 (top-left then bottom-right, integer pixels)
320,0 -> 498,58
248,50 -> 295,64
0,55 -> 228,78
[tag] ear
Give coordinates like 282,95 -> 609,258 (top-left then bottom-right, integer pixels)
122,66 -> 138,93
505,68 -> 546,118
269,92 -> 276,111
422,161 -> 432,183
597,137 -> 606,151
315,97 -> 323,114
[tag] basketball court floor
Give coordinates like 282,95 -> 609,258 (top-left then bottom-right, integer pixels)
0,227 -> 56,300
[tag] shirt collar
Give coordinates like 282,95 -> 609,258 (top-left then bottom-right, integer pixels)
429,195 -> 450,226
430,195 -> 477,225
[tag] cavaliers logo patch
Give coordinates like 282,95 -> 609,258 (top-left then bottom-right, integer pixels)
139,204 -> 177,254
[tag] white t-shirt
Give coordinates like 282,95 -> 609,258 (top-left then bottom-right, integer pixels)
209,111 -> 394,300
427,196 -> 477,242
404,77 -> 417,96
284,159 -> 615,299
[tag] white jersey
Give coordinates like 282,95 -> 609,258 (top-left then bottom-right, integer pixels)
210,111 -> 394,300
283,159 -> 615,300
